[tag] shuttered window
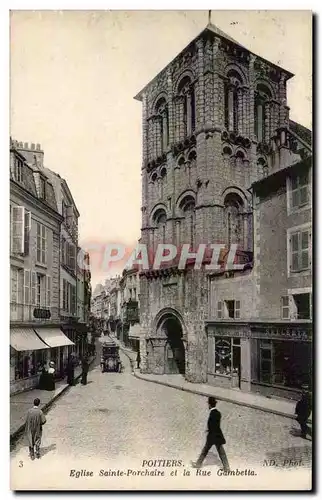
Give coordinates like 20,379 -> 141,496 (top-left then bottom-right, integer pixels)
31,272 -> 37,305
217,301 -> 222,319
46,275 -> 51,308
290,229 -> 311,272
24,270 -> 30,305
36,223 -> 47,264
11,206 -> 24,254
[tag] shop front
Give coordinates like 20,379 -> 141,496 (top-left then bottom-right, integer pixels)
206,322 -> 251,391
10,327 -> 50,395
250,323 -> 312,399
34,327 -> 75,379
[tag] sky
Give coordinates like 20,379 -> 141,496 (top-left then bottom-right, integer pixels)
10,10 -> 312,288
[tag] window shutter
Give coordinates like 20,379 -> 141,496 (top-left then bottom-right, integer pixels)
72,286 -> 76,314
36,223 -> 41,262
17,270 -> 23,304
12,206 -> 25,254
217,301 -> 222,319
24,211 -> 31,256
281,296 -> 289,319
31,272 -> 37,305
235,300 -> 241,319
290,232 -> 299,271
46,275 -> 51,308
10,268 -> 17,303
61,237 -> 65,264
41,225 -> 47,264
24,270 -> 30,305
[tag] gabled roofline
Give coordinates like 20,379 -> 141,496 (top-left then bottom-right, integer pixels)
134,23 -> 294,102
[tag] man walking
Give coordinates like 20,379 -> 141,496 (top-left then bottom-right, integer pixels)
66,353 -> 75,386
25,398 -> 46,460
81,353 -> 89,385
136,349 -> 141,370
191,397 -> 230,472
295,385 -> 312,439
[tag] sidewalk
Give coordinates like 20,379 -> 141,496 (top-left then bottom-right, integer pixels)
116,342 -> 310,422
10,357 -> 95,441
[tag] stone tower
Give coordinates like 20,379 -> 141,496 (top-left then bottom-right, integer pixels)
134,23 -> 294,382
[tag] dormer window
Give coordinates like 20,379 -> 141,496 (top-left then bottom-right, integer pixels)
39,176 -> 46,200
62,201 -> 67,219
14,157 -> 24,183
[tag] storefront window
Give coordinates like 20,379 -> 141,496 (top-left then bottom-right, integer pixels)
259,340 -> 311,389
14,350 -> 47,380
214,337 -> 240,377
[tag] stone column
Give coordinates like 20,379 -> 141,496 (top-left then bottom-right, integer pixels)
249,55 -> 257,141
237,87 -> 243,135
142,93 -> 148,164
178,97 -> 185,142
278,73 -> 287,127
264,102 -> 270,144
156,117 -> 162,158
162,111 -> 168,152
196,38 -> 205,130
176,220 -> 181,248
212,37 -> 221,129
257,103 -> 263,143
242,88 -> 248,136
228,87 -> 234,131
147,118 -> 153,161
186,91 -> 192,137
167,69 -> 174,145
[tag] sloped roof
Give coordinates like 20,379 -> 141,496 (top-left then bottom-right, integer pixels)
289,120 -> 312,146
134,23 -> 293,101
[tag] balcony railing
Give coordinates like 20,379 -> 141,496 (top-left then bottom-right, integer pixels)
10,303 -> 57,323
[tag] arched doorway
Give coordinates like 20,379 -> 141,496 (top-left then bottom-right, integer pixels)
162,316 -> 185,375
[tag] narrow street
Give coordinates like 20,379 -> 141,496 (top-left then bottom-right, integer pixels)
11,346 -> 312,490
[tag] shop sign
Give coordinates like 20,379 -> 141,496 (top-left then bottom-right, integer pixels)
33,308 -> 51,319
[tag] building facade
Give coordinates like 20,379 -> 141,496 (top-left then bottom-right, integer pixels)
10,140 -> 74,394
134,23 -> 312,398
119,269 -> 140,349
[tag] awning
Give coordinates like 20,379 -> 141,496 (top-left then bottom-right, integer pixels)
10,328 -> 49,352
34,328 -> 75,348
129,323 -> 141,339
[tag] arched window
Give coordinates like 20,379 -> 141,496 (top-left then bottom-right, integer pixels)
178,76 -> 196,138
254,84 -> 272,143
224,71 -> 242,133
224,193 -> 244,246
153,208 -> 167,247
179,195 -> 196,248
155,97 -> 169,153
153,208 -> 167,226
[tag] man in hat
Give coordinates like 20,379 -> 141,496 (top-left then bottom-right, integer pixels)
81,353 -> 89,385
295,385 -> 312,439
25,398 -> 46,460
191,397 -> 230,471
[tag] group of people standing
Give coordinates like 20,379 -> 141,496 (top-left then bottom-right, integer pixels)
38,352 -> 91,391
66,352 -> 90,386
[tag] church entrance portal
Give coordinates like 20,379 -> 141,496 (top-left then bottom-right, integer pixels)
163,317 -> 185,375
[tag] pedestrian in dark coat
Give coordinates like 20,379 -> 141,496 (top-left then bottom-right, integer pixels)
136,350 -> 141,369
66,354 -> 75,386
191,397 -> 230,471
295,386 -> 312,438
81,354 -> 89,385
25,398 -> 46,460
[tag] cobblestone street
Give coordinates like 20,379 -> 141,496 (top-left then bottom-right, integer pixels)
11,351 -> 312,490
